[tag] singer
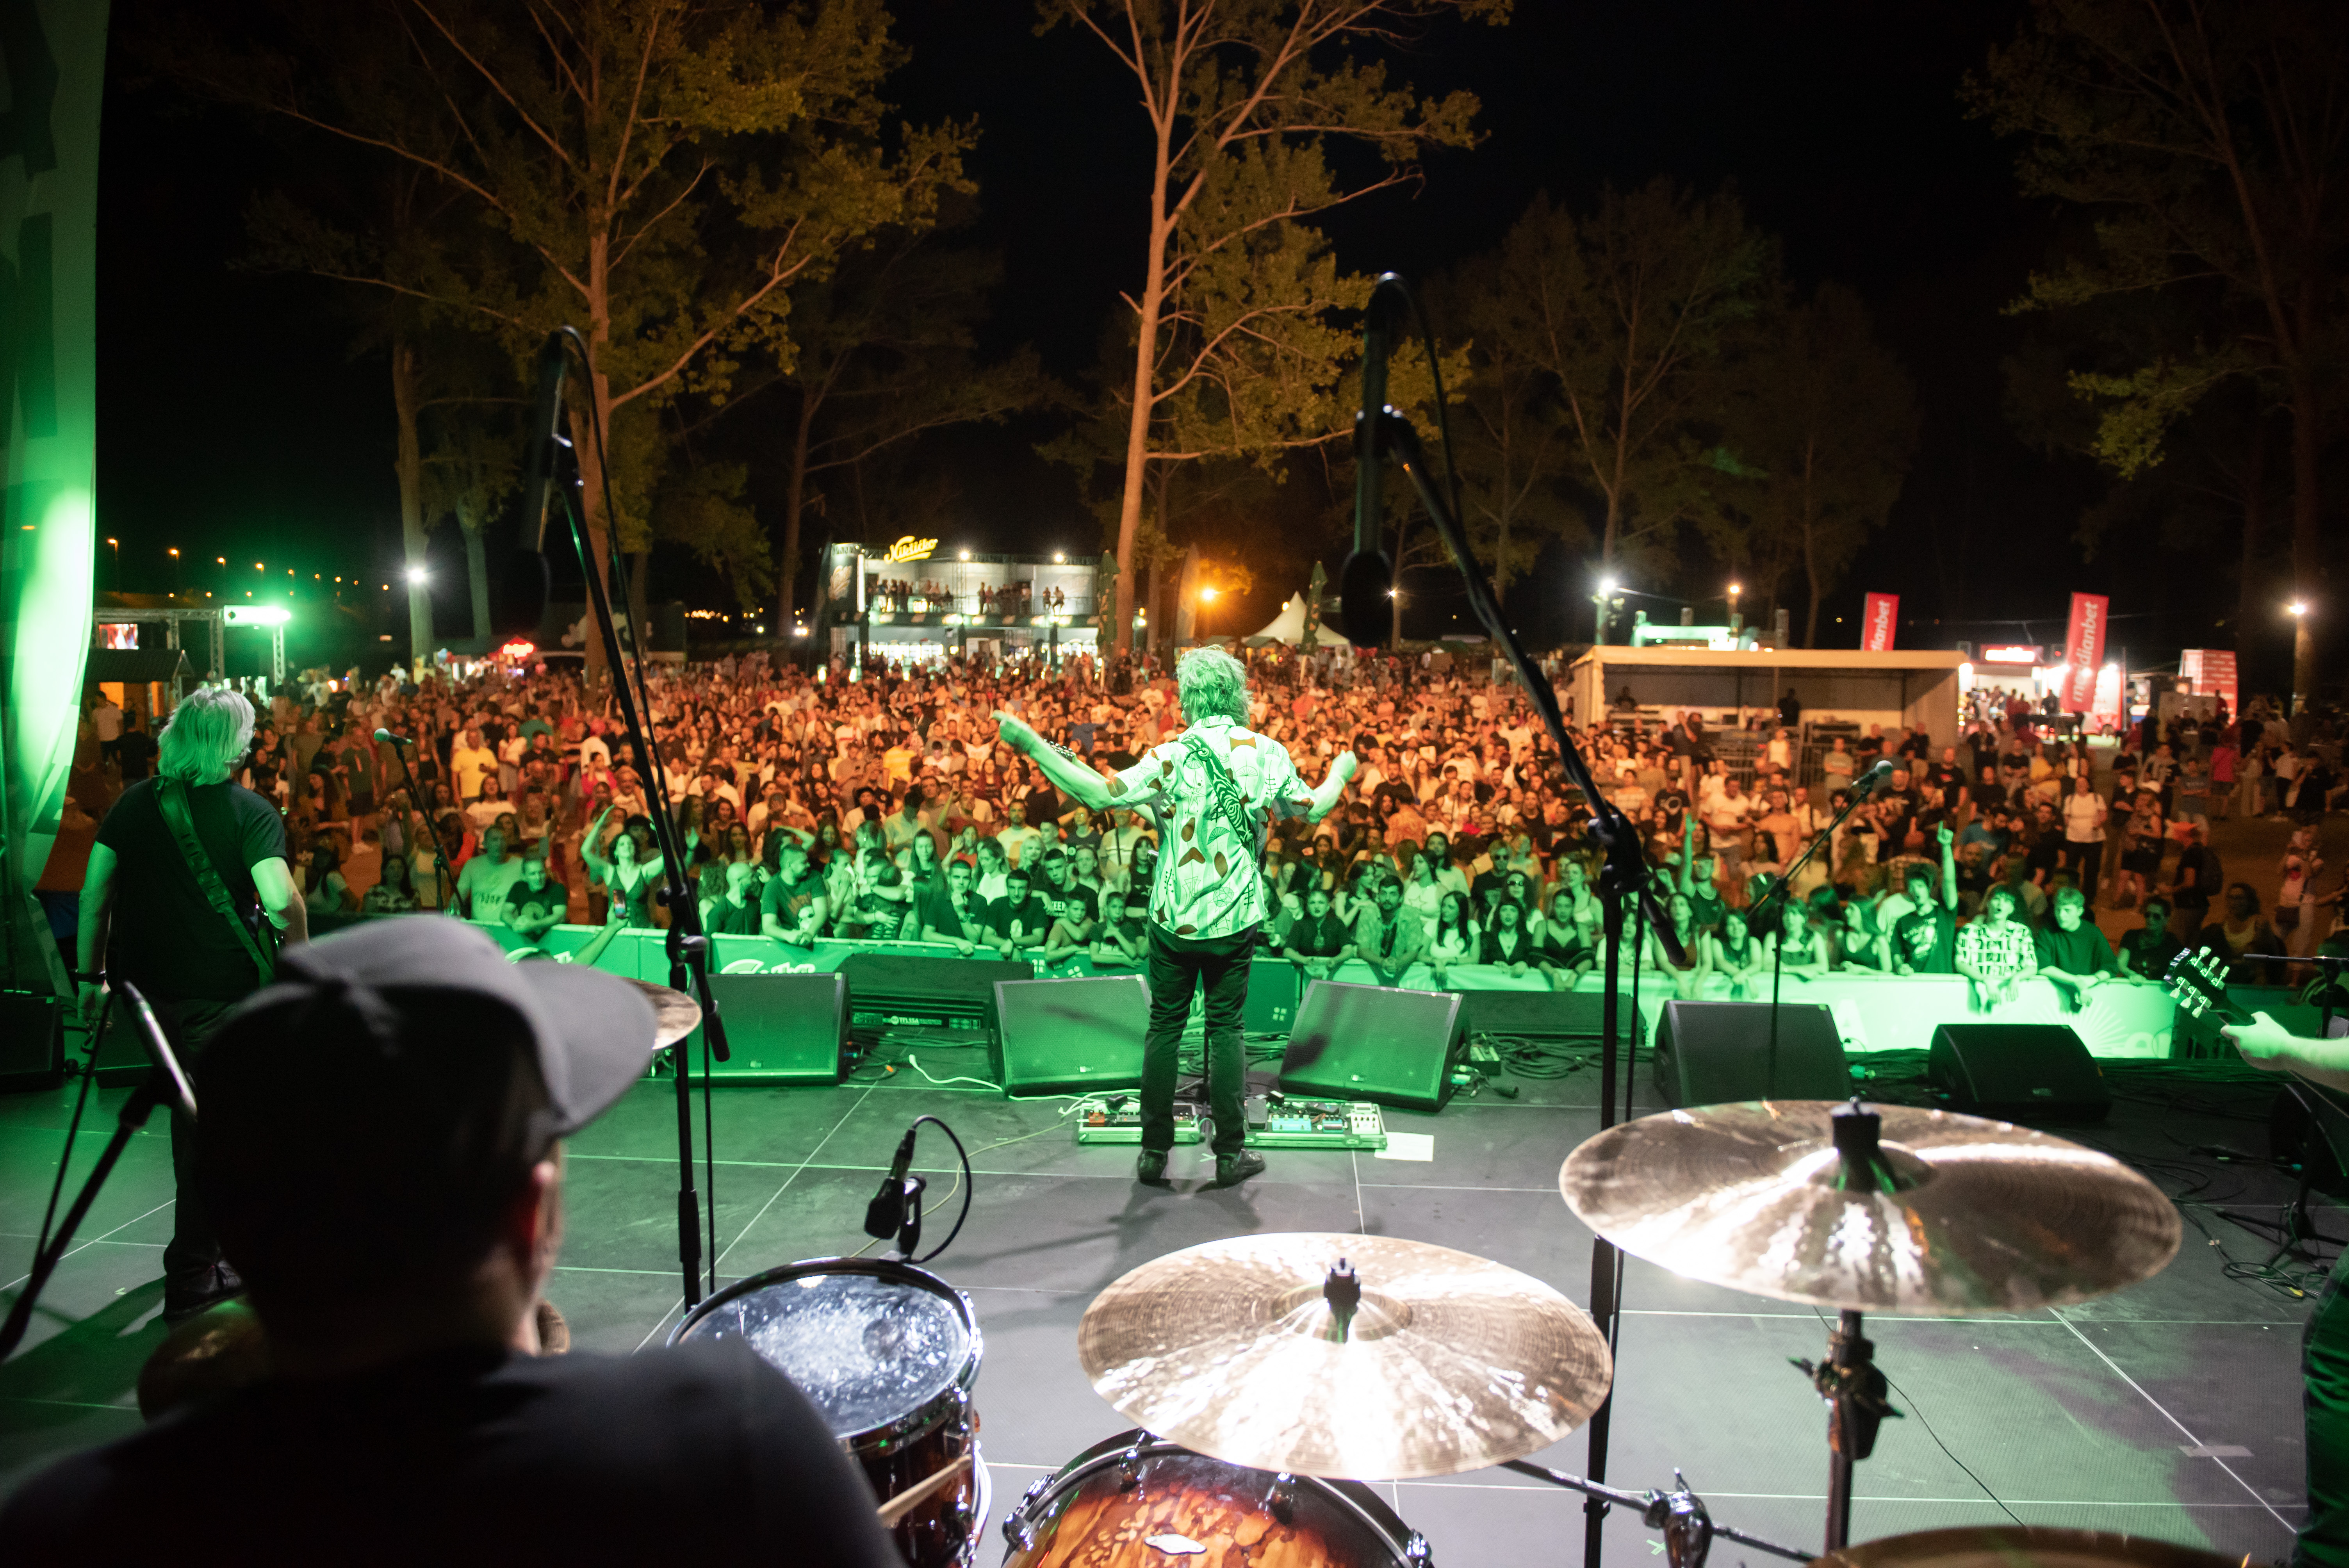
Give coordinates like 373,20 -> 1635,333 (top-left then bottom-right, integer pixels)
993,647 -> 1355,1188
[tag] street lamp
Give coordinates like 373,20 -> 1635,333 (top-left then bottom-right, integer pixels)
104,536 -> 118,590
1727,580 -> 1745,638
406,565 -> 429,585
1592,577 -> 1625,646
2288,600 -> 2309,618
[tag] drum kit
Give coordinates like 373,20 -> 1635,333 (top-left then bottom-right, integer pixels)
684,1086 -> 2256,1568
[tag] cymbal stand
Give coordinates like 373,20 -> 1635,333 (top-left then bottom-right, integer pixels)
1499,1461 -> 1809,1568
1790,1102 -> 1907,1552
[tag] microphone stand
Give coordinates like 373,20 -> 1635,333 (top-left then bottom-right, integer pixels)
1356,277 -> 1681,1568
0,983 -> 194,1362
542,405 -> 734,1310
1748,779 -> 1884,1092
381,737 -> 458,912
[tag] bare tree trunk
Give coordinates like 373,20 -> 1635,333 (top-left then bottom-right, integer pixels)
2235,413 -> 2266,663
627,549 -> 652,663
1800,445 -> 1823,649
463,522 -> 490,641
780,387 -> 816,623
392,335 -> 431,668
2289,370 -> 2321,713
1113,106 -> 1181,650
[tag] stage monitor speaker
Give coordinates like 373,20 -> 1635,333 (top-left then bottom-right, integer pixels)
1278,980 -> 1464,1112
0,990 -> 63,1090
697,972 -> 847,1085
992,974 -> 1150,1096
1928,1023 -> 2110,1123
1652,1001 -> 1850,1108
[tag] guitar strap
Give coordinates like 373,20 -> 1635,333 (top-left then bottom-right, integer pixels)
153,777 -> 277,986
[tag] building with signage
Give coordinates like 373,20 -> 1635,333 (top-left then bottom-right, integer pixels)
818,538 -> 1106,665
1564,644 -> 1967,742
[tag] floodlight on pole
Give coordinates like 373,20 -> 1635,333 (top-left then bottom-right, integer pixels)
406,565 -> 429,585
2288,600 -> 2310,617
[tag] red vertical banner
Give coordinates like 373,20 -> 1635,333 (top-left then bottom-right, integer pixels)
1861,593 -> 1899,652
2061,592 -> 2109,713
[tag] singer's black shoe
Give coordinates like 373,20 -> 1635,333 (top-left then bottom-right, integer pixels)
1135,1149 -> 1171,1187
163,1262 -> 245,1327
1212,1150 -> 1266,1188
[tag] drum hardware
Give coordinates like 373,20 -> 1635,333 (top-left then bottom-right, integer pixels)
876,1452 -> 973,1530
1499,1461 -> 1811,1568
1795,1308 -> 1903,1552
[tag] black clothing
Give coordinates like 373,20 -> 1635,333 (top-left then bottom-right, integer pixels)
705,894 -> 763,936
1284,911 -> 1350,958
0,1339 -> 903,1568
95,779 -> 287,1003
1142,924 -> 1253,1158
2117,928 -> 2185,981
116,730 -> 158,782
506,880 -> 567,931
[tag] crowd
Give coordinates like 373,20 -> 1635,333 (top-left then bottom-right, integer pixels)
110,643 -> 2349,1013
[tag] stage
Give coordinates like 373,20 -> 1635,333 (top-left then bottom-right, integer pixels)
0,1045 -> 2320,1563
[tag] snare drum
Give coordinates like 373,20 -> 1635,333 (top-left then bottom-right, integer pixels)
1002,1431 -> 1432,1566
670,1256 -> 987,1567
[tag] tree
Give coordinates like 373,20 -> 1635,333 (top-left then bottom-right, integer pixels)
683,230 -> 1050,620
1497,182 -> 1780,580
1720,285 -> 1916,648
1039,0 -> 1504,649
1430,250 -> 1588,609
178,0 -> 969,674
420,387 -> 520,640
1969,0 -> 2349,709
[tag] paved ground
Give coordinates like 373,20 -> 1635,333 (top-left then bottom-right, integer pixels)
1,1039 -> 2324,1564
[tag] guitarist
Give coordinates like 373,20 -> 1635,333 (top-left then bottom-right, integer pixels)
2224,1010 -> 2349,1568
993,646 -> 1354,1189
76,687 -> 307,1324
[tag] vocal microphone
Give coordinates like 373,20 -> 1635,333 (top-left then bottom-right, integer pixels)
1855,759 -> 1897,791
496,330 -> 571,636
373,727 -> 413,748
863,1124 -> 920,1240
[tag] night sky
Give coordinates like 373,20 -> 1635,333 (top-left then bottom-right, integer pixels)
96,0 -> 2225,673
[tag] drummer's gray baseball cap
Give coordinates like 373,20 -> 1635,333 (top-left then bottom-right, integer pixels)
212,917 -> 651,1137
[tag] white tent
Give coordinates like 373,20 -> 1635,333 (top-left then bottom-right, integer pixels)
1246,591 -> 1349,649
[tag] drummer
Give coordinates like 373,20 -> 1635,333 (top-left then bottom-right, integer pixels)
994,647 -> 1355,1188
0,920 -> 905,1568
2221,1010 -> 2348,1568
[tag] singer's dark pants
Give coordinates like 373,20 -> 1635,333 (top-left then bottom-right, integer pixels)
1140,924 -> 1254,1159
131,995 -> 241,1299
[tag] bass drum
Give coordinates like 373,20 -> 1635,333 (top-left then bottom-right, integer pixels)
1002,1431 -> 1432,1566
671,1256 -> 987,1567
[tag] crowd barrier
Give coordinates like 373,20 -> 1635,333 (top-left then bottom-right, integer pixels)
471,920 -> 2201,1060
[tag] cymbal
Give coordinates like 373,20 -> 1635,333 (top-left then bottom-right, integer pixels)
1560,1103 -> 2178,1316
624,978 -> 702,1050
1816,1525 -> 2251,1568
1078,1231 -> 1612,1480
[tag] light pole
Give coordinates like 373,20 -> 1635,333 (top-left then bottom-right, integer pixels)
1592,577 -> 1625,646
1198,584 -> 1218,642
2288,600 -> 2312,715
1728,581 -> 1743,637
104,536 -> 118,592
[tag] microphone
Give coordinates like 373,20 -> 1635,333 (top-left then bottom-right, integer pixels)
1340,275 -> 1403,647
863,1123 -> 919,1240
1856,759 -> 1897,792
373,727 -> 412,747
497,331 -> 570,636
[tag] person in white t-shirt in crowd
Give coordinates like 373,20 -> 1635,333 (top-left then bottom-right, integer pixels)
2058,773 -> 2108,905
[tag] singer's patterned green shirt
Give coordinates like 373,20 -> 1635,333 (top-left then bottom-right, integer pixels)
1109,715 -> 1317,941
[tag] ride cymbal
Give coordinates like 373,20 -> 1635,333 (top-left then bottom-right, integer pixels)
1078,1231 -> 1611,1480
1560,1103 -> 2178,1316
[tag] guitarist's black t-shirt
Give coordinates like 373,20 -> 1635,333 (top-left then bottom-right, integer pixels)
95,779 -> 288,1002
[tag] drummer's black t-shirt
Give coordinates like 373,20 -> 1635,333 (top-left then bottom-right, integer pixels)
0,1339 -> 904,1568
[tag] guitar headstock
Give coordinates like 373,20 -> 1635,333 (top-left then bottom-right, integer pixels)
2163,944 -> 2233,1022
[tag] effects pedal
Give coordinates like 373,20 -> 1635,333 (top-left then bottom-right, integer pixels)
1074,1094 -> 1203,1145
1242,1093 -> 1387,1151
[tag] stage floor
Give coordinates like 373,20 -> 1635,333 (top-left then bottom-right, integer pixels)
0,1051 -> 2324,1564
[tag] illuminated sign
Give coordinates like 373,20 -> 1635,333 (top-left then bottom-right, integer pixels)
223,605 -> 291,627
880,535 -> 937,564
499,639 -> 536,661
1979,645 -> 2040,665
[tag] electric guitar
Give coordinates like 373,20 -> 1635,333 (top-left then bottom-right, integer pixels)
2164,945 -> 2346,1105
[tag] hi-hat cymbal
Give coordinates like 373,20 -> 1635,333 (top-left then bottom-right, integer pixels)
624,979 -> 702,1050
1561,1103 -> 2179,1316
1816,1525 -> 2251,1568
1078,1231 -> 1612,1480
